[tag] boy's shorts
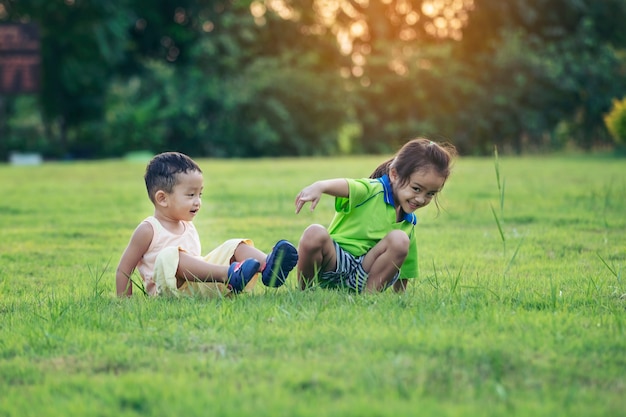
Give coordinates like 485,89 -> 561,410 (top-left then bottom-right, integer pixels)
318,241 -> 399,292
154,238 -> 258,298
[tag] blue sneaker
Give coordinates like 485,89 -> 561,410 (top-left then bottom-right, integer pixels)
262,240 -> 298,287
227,258 -> 261,293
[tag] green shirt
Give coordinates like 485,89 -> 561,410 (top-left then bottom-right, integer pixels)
328,175 -> 419,280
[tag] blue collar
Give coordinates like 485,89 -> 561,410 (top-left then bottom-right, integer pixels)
376,175 -> 417,225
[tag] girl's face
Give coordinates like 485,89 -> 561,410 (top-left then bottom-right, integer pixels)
162,170 -> 204,221
390,167 -> 445,213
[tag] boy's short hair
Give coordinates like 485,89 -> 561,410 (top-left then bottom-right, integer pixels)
144,152 -> 202,203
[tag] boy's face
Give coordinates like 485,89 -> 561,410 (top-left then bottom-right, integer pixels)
164,170 -> 204,221
390,167 -> 445,214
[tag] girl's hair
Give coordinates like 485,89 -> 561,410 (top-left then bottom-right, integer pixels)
370,138 -> 458,208
370,138 -> 457,183
144,152 -> 202,203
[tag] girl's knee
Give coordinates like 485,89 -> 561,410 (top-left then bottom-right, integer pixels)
386,230 -> 410,258
300,224 -> 330,248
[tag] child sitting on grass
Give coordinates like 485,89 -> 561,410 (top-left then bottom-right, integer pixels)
116,151 -> 298,297
294,138 -> 457,293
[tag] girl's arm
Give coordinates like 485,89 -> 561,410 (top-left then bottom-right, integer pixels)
116,222 -> 153,297
295,179 -> 349,213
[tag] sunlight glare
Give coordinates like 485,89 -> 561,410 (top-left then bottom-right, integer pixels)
352,52 -> 366,66
352,66 -> 364,77
202,21 -> 214,32
337,29 -> 352,55
266,0 -> 298,20
399,28 -> 416,41
422,2 -> 436,17
405,11 -> 419,25
420,0 -> 474,39
350,20 -> 367,38
314,0 -> 340,25
250,1 -> 266,18
396,0 -> 411,15
389,59 -> 408,76
255,0 -> 476,75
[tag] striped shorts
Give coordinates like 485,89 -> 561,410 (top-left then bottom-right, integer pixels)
318,241 -> 399,292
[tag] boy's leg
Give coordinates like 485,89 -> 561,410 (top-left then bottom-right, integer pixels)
177,251 -> 260,293
297,224 -> 337,290
177,251 -> 230,285
361,230 -> 409,292
233,241 -> 267,264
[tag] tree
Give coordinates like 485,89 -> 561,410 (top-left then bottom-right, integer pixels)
457,0 -> 626,151
103,0 -> 350,157
3,0 -> 626,158
2,0 -> 132,157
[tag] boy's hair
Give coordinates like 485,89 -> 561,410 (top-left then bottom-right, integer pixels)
144,152 -> 202,203
370,138 -> 457,186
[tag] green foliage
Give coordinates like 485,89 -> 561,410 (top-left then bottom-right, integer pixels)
2,96 -> 46,153
2,0 -> 626,158
455,0 -> 626,152
604,96 -> 626,145
103,62 -> 174,157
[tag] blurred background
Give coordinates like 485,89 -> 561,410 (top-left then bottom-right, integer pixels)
1,0 -> 626,160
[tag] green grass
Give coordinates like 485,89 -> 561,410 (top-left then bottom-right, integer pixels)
0,155 -> 624,416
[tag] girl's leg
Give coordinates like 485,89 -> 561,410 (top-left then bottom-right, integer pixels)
176,251 -> 229,287
297,224 -> 337,289
361,230 -> 410,292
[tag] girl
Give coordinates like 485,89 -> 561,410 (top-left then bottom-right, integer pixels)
294,138 -> 457,293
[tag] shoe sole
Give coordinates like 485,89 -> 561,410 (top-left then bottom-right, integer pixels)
262,240 -> 298,287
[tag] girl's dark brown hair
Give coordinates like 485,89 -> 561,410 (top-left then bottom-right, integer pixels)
370,138 -> 457,184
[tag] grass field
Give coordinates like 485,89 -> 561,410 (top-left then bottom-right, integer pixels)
0,154 -> 624,416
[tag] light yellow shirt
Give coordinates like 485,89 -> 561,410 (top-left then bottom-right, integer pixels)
137,216 -> 201,295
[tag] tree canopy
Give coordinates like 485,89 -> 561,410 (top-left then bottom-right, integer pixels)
1,0 -> 625,158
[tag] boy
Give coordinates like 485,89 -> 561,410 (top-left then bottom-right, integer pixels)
116,152 -> 298,297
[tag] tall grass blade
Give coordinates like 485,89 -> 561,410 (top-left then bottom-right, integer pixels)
504,237 -> 524,275
490,204 -> 506,254
493,146 -> 505,214
596,253 -> 618,279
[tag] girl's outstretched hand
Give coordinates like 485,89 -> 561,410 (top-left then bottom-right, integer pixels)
295,183 -> 323,214
295,179 -> 349,214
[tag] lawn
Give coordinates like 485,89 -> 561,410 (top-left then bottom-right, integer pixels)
0,154 -> 624,416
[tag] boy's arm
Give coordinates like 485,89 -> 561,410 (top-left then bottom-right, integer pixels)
295,179 -> 349,213
116,222 -> 153,297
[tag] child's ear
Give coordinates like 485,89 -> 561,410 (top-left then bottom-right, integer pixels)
389,167 -> 399,182
154,190 -> 168,207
